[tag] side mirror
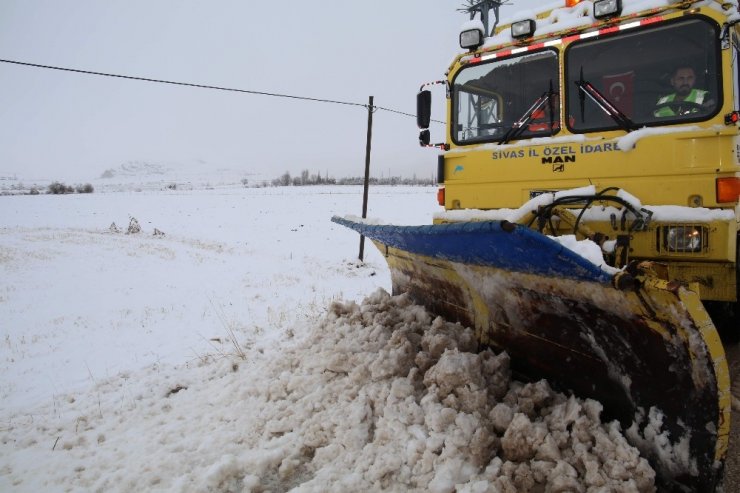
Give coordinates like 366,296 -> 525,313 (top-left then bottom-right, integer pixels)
416,83 -> 449,150
417,90 -> 432,129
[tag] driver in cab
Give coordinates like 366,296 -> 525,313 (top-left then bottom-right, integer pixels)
653,66 -> 712,117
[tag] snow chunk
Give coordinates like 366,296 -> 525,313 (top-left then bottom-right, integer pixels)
555,185 -> 596,200
617,125 -> 702,151
548,234 -> 619,274
461,18 -> 485,34
340,213 -> 384,225
617,188 -> 643,210
627,406 -> 698,479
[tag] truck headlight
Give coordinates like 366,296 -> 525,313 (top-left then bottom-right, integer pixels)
663,225 -> 705,253
511,19 -> 536,39
593,0 -> 622,19
460,28 -> 483,50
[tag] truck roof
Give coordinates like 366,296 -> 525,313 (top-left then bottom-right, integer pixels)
479,0 -> 739,52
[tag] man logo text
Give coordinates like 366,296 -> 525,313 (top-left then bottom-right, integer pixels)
541,155 -> 576,164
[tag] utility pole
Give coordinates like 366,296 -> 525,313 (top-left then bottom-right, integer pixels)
359,96 -> 374,261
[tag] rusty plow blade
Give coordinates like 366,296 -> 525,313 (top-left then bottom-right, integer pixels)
332,216 -> 730,491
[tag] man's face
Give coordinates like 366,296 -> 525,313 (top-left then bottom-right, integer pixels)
671,68 -> 695,97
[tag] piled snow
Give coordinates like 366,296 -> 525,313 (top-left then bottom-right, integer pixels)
1,291 -> 656,492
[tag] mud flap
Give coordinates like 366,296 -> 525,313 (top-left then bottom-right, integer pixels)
332,217 -> 730,491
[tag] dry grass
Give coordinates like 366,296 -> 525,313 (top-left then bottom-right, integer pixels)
208,298 -> 246,360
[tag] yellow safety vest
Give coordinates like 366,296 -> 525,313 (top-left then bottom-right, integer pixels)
654,89 -> 707,117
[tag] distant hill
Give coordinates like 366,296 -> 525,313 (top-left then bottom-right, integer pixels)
99,161 -> 170,179
95,160 -> 258,192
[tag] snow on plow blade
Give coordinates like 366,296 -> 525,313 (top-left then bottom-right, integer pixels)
332,216 -> 730,492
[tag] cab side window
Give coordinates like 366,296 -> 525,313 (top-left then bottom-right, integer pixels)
453,50 -> 559,145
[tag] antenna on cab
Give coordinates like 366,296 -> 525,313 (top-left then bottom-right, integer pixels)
458,0 -> 508,36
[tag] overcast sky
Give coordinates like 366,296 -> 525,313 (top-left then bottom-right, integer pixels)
0,0 -> 541,182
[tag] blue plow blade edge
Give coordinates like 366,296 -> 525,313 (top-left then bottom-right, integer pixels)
331,216 -> 614,284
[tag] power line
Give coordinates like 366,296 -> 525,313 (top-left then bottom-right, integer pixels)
0,58 -> 366,108
0,58 -> 443,123
375,105 -> 444,125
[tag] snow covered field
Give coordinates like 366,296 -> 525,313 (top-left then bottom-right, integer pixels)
1,184 -> 660,491
0,184 -> 426,413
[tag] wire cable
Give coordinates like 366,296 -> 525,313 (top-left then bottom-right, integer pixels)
0,58 -> 444,124
375,105 -> 444,125
0,58 -> 367,108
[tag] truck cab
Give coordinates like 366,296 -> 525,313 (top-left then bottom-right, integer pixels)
420,0 -> 740,337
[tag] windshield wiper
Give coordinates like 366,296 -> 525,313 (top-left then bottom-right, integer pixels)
498,80 -> 557,145
575,67 -> 636,133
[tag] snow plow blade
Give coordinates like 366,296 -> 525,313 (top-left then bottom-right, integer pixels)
332,216 -> 730,492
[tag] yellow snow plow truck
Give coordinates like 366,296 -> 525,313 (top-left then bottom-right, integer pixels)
334,0 -> 740,490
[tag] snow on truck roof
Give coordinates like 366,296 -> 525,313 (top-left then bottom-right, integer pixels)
466,0 -> 740,51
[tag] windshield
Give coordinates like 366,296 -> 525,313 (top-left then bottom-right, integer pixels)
452,50 -> 559,145
565,16 -> 721,132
